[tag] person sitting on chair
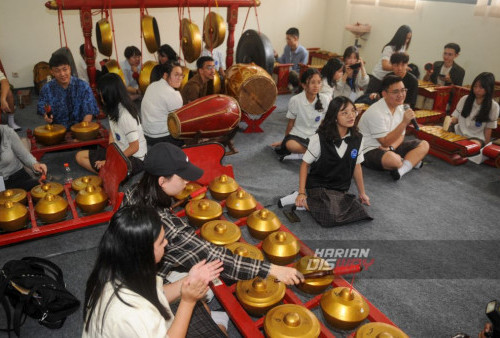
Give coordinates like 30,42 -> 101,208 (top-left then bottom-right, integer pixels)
0,70 -> 21,131
157,44 -> 179,65
37,54 -> 99,129
274,27 -> 309,88
120,46 -> 142,99
357,75 -> 429,181
423,42 -> 465,86
181,56 -> 215,104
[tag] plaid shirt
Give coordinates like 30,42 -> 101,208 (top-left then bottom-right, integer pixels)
124,186 -> 271,281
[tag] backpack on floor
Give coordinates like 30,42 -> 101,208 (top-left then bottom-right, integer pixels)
0,257 -> 80,337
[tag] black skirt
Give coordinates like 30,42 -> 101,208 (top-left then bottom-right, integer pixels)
307,187 -> 372,228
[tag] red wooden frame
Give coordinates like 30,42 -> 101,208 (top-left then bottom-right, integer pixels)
417,85 -> 452,113
240,106 -> 276,133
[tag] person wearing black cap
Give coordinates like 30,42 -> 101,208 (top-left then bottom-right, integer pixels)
123,142 -> 304,335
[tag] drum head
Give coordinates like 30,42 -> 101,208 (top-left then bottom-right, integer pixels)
236,30 -> 274,75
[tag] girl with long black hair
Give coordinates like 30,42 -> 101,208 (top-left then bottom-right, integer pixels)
451,72 -> 499,147
295,96 -> 372,227
319,58 -> 344,99
83,205 -> 223,337
335,46 -> 369,101
272,68 -> 331,159
75,73 -> 147,175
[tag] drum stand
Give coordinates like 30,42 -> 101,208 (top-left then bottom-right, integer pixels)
240,106 -> 276,133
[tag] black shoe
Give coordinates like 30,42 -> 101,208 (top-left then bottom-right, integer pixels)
390,169 -> 401,181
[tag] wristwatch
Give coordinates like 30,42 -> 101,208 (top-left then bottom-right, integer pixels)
389,146 -> 395,152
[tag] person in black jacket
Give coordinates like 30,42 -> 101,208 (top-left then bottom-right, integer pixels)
388,52 -> 418,109
423,43 -> 465,86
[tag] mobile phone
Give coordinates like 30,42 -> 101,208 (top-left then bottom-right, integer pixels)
349,63 -> 361,70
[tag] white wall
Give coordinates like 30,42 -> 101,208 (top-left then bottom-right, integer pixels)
328,0 -> 500,85
0,0 -> 327,88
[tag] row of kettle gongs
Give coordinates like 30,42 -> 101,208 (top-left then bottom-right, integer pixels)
0,176 -> 109,231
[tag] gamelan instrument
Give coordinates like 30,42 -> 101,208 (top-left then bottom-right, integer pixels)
167,94 -> 241,139
320,287 -> 369,330
264,304 -> 321,338
34,193 -> 68,224
246,208 -> 281,240
181,18 -> 202,63
236,29 -> 274,75
208,174 -> 239,200
225,189 -> 257,218
414,125 -> 481,165
33,124 -> 66,145
414,110 -> 446,125
294,256 -> 334,295
185,198 -> 222,228
0,189 -> 27,205
141,15 -> 161,53
225,63 -> 277,116
138,60 -> 158,94
0,201 -> 29,232
96,18 -> 113,57
71,121 -> 100,141
203,12 -> 226,49
75,185 -> 108,214
174,182 -> 205,201
354,322 -> 409,338
262,231 -> 300,265
235,275 -> 286,316
104,60 -> 126,84
200,220 -> 241,245
482,144 -> 500,168
71,175 -> 103,192
225,242 -> 264,260
31,182 -> 64,202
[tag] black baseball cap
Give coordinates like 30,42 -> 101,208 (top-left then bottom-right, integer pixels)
144,143 -> 203,181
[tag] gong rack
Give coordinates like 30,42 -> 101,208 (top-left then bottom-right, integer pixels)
45,0 -> 262,94
0,143 -> 129,247
176,144 -> 403,336
26,123 -> 109,161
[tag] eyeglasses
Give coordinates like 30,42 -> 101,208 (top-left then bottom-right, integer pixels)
339,110 -> 359,117
204,65 -> 216,70
388,88 -> 408,95
171,73 -> 184,79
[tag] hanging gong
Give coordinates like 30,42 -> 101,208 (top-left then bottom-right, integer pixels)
104,60 -> 126,85
203,12 -> 226,49
181,18 -> 202,63
96,18 -> 113,57
139,60 -> 158,94
141,15 -> 161,54
236,29 -> 275,75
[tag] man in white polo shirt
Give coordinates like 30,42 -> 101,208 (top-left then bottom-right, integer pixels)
357,75 -> 429,180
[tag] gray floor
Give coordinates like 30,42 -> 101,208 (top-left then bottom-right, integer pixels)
1,92 -> 499,337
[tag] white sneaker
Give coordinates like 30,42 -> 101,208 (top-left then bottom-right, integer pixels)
279,191 -> 298,208
282,153 -> 303,161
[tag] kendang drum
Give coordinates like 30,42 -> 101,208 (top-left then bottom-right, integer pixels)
225,63 -> 277,116
168,94 -> 241,139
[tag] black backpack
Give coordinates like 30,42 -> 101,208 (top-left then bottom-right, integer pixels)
0,257 -> 80,337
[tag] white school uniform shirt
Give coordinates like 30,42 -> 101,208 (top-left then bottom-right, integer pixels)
110,104 -> 147,160
451,96 -> 499,141
141,78 -> 183,138
287,91 -> 331,140
82,276 -> 173,338
357,98 -> 405,154
303,132 -> 364,165
371,45 -> 405,81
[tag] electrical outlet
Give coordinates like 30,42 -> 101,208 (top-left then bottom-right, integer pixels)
12,72 -> 19,78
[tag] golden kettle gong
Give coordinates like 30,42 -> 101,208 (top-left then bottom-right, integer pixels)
262,231 -> 300,266
264,304 -> 321,338
246,208 -> 281,240
208,174 -> 239,200
320,287 -> 369,330
138,60 -> 158,94
174,182 -> 205,201
185,198 -> 222,228
355,322 -> 409,338
203,12 -> 226,49
295,256 -> 333,294
235,275 -> 286,316
225,189 -> 257,219
76,185 -> 108,214
0,189 -> 27,205
71,175 -> 103,192
34,124 -> 66,145
71,121 -> 100,141
225,242 -> 264,261
31,182 -> 64,203
35,193 -> 68,224
181,18 -> 202,63
201,220 -> 241,245
0,201 -> 29,232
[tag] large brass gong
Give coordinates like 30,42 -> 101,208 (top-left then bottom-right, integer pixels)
34,124 -> 66,146
264,304 -> 321,338
96,18 -> 113,57
181,18 -> 202,63
104,60 -> 126,84
141,15 -> 161,53
71,121 -> 100,141
203,12 -> 226,49
139,60 -> 158,94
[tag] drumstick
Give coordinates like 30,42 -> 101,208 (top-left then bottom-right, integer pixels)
302,264 -> 362,279
170,186 -> 208,210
